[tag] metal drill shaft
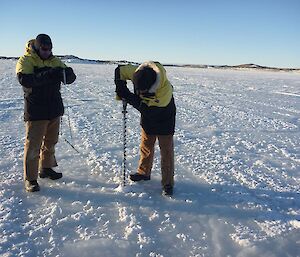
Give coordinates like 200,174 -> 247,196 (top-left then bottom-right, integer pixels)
122,99 -> 127,186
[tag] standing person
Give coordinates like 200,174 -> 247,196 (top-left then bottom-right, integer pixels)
114,61 -> 176,196
16,34 -> 76,192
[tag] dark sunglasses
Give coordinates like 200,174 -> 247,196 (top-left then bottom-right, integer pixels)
40,46 -> 52,52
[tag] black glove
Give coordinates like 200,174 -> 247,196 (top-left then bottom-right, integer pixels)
115,81 -> 131,99
32,67 -> 63,86
114,79 -> 127,87
48,67 -> 64,81
64,67 -> 76,84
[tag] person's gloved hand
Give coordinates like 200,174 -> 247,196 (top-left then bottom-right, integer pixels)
63,67 -> 76,84
48,67 -> 64,81
114,79 -> 127,87
65,67 -> 73,76
115,80 -> 130,99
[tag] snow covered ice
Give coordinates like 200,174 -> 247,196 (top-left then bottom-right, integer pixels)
0,59 -> 299,257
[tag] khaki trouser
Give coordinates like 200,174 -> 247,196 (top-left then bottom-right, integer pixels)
24,117 -> 60,181
138,129 -> 174,187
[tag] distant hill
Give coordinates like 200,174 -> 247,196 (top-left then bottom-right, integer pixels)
0,56 -> 18,60
171,63 -> 300,72
1,55 -> 299,72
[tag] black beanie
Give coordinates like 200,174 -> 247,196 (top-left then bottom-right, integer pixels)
134,67 -> 157,91
34,34 -> 52,50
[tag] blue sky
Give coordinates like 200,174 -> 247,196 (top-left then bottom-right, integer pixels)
0,0 -> 299,68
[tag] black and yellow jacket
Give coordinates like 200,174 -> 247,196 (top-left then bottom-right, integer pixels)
116,62 -> 176,135
16,39 -> 76,121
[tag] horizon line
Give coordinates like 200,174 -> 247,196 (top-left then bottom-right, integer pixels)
0,55 -> 299,71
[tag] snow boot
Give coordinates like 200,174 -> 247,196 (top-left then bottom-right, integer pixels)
25,180 -> 40,192
162,185 -> 173,196
129,173 -> 150,182
39,168 -> 62,180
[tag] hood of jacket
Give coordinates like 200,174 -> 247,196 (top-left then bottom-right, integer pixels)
24,39 -> 54,59
16,40 -> 65,75
134,61 -> 172,107
119,62 -> 173,107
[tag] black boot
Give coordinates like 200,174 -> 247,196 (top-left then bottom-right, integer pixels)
39,168 -> 62,180
129,173 -> 150,181
25,180 -> 40,192
162,185 -> 173,196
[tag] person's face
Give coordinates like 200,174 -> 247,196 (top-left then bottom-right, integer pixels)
39,45 -> 52,60
138,89 -> 148,96
133,84 -> 147,96
136,88 -> 155,98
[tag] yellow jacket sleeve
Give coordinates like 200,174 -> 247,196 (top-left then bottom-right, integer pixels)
119,64 -> 138,81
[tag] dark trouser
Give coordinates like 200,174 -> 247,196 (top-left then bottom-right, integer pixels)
137,128 -> 174,187
24,117 -> 60,181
